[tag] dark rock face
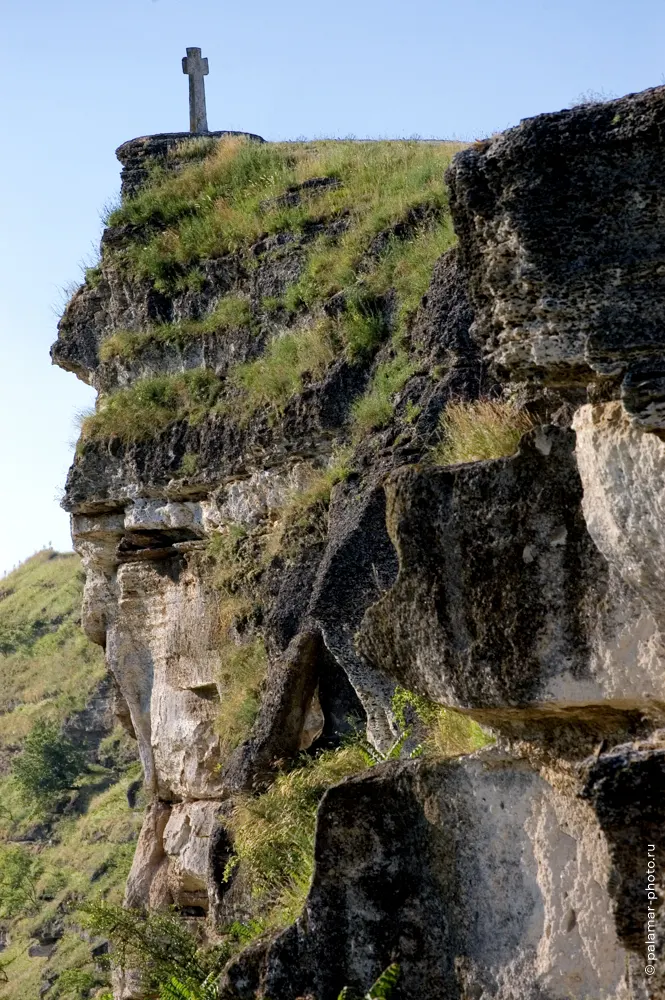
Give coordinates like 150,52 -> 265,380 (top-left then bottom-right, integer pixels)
583,743 -> 665,955
448,85 -> 665,428
359,427 -> 611,714
116,132 -> 265,199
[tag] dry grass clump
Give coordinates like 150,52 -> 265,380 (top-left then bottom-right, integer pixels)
432,399 -> 537,466
99,296 -> 252,362
216,638 -> 268,753
224,746 -> 369,926
78,368 -> 221,444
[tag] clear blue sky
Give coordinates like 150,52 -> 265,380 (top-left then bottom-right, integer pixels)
1,0 -> 663,575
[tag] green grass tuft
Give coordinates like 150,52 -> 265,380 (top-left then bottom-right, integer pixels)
391,686 -> 493,758
230,320 -> 340,415
432,399 -> 537,466
99,296 -> 253,362
265,450 -> 351,558
351,352 -> 417,435
79,368 -> 221,444
224,746 -> 369,928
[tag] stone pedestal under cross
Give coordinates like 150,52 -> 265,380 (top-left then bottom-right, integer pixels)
182,47 -> 209,133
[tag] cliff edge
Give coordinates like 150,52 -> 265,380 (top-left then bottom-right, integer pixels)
51,89 -> 665,1000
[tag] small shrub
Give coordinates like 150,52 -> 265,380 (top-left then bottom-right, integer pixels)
224,746 -> 369,926
217,639 -> 268,753
12,719 -> 88,803
80,900 -> 228,992
351,352 -> 417,435
79,368 -> 221,443
0,845 -> 42,918
54,968 -> 101,998
432,399 -> 537,466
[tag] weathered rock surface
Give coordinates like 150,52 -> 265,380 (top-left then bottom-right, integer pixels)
448,85 -> 665,428
224,752 -> 650,1000
573,401 -> 665,633
359,425 -> 665,724
52,94 -> 665,999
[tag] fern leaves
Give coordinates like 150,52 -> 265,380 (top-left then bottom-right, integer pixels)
368,963 -> 400,998
159,972 -> 218,1000
337,963 -> 400,1000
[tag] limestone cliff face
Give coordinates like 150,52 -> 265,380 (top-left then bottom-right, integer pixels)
53,88 -> 665,1000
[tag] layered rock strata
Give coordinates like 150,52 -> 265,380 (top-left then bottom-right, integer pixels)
53,88 -> 665,1000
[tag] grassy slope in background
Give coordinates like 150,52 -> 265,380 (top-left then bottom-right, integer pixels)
0,551 -> 142,1000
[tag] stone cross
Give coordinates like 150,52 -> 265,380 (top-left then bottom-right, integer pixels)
182,47 -> 209,133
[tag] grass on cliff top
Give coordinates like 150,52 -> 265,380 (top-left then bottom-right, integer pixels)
0,551 -> 105,745
432,400 -> 537,466
106,137 -> 464,297
85,139 -> 462,442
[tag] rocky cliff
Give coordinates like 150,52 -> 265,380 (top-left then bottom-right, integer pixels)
52,87 -> 665,1000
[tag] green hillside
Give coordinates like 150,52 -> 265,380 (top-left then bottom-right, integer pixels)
0,552 -> 142,1000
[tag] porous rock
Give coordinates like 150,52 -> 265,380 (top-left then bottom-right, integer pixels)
447,85 -> 665,427
359,425 -> 665,723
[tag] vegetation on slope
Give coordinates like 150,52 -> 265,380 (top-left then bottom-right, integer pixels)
0,552 -> 142,1000
78,137 -> 463,444
0,551 -> 105,743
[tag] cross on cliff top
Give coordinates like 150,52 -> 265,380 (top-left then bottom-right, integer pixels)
182,47 -> 209,134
